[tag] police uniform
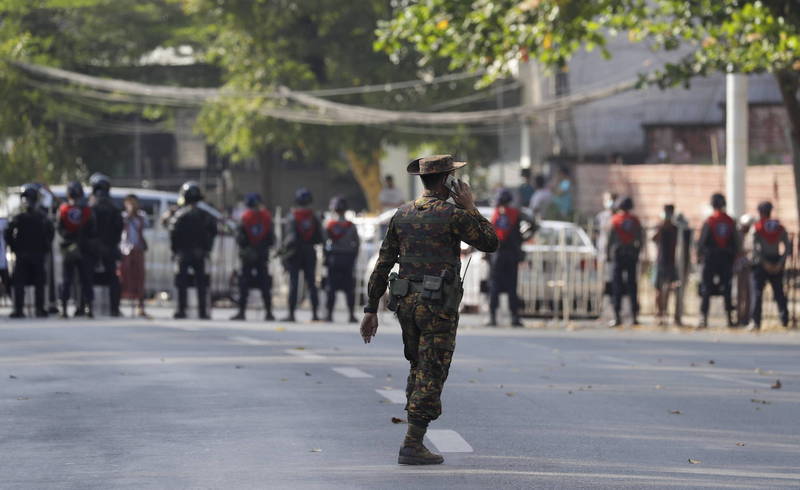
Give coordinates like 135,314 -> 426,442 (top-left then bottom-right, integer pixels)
4,185 -> 54,317
365,155 -> 498,461
232,196 -> 275,320
606,200 -> 643,326
750,207 -> 791,329
57,183 -> 97,317
89,176 -> 124,316
488,191 -> 534,326
324,204 -> 360,323
282,191 -> 323,321
169,183 -> 217,319
698,205 -> 739,327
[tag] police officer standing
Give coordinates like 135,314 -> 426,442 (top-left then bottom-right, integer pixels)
607,196 -> 643,327
4,184 -> 54,318
361,155 -> 498,465
231,193 -> 275,321
698,193 -> 739,328
57,181 -> 97,318
281,188 -> 323,322
748,201 -> 791,330
88,173 -> 123,317
487,188 -> 535,327
323,196 -> 360,323
169,181 -> 217,319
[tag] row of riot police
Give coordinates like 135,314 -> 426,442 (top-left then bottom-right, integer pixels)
601,193 -> 791,329
4,175 -> 122,318
229,187 -> 360,323
4,178 -> 361,322
219,187 -> 360,322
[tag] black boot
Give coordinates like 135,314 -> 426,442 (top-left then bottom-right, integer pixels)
485,312 -> 497,327
60,301 -> 69,319
698,315 -> 708,328
281,312 -> 296,322
324,310 -> 333,322
398,424 -> 444,465
84,303 -> 94,319
230,310 -> 246,321
11,289 -> 25,318
510,315 -> 524,328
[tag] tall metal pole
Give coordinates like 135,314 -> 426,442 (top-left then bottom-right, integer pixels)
726,73 -> 748,218
519,60 -> 535,171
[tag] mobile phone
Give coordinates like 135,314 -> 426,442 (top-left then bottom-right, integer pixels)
444,174 -> 459,194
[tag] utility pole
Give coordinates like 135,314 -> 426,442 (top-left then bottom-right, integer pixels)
726,73 -> 748,218
518,60 -> 539,172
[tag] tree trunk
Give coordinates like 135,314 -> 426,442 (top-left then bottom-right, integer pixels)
775,70 -> 800,226
345,148 -> 383,213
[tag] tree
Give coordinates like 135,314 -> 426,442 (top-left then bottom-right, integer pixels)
377,0 -> 800,215
0,0 -> 198,187
183,0 -> 497,212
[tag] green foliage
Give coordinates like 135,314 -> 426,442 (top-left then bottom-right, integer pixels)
377,1 -> 800,86
0,0 -> 196,186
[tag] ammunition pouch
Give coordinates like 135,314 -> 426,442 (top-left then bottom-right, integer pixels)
421,275 -> 443,303
387,272 -> 408,312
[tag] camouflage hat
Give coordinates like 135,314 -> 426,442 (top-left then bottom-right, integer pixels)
406,154 -> 467,175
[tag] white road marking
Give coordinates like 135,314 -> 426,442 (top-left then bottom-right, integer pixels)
597,355 -> 639,366
284,349 -> 326,361
230,336 -> 276,346
425,430 -> 474,453
332,367 -> 373,378
376,389 -> 406,404
702,373 -> 771,388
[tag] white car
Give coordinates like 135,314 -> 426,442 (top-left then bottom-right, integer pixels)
361,205 -> 602,318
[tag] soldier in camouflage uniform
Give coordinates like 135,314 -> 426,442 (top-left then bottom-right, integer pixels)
361,155 -> 498,465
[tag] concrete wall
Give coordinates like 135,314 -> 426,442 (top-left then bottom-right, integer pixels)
575,164 -> 798,232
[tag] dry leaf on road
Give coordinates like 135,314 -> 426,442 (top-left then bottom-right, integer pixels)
688,459 -> 701,464
391,417 -> 406,424
771,380 -> 782,389
669,410 -> 682,415
309,448 -> 322,453
736,442 -> 746,447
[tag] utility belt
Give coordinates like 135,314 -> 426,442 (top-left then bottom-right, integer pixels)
387,270 -> 463,315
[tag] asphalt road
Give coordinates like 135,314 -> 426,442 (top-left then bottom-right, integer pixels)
1,307 -> 799,489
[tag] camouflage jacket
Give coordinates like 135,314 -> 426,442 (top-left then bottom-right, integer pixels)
366,194 -> 498,311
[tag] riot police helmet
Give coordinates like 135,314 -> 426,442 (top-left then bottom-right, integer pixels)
295,187 -> 313,206
89,172 -> 111,196
180,181 -> 203,204
710,193 -> 726,210
496,188 -> 513,206
244,192 -> 261,209
757,201 -> 773,217
67,181 -> 85,200
19,183 -> 39,207
616,196 -> 634,212
329,195 -> 348,213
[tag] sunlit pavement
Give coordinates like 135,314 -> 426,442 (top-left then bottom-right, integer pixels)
1,306 -> 799,489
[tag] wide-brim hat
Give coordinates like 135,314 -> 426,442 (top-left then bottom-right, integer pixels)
407,154 -> 467,175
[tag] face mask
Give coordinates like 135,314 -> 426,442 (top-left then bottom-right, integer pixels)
604,199 -> 614,210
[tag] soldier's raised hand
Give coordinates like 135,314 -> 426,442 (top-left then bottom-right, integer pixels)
451,179 -> 476,211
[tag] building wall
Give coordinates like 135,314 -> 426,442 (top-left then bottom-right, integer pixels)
575,164 -> 798,232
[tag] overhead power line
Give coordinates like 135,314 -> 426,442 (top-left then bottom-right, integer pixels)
9,60 -> 641,128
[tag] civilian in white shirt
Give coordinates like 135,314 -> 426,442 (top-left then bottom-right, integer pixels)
379,174 -> 405,210
528,174 -> 552,217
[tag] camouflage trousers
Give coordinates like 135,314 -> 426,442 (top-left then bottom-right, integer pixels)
396,292 -> 458,426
